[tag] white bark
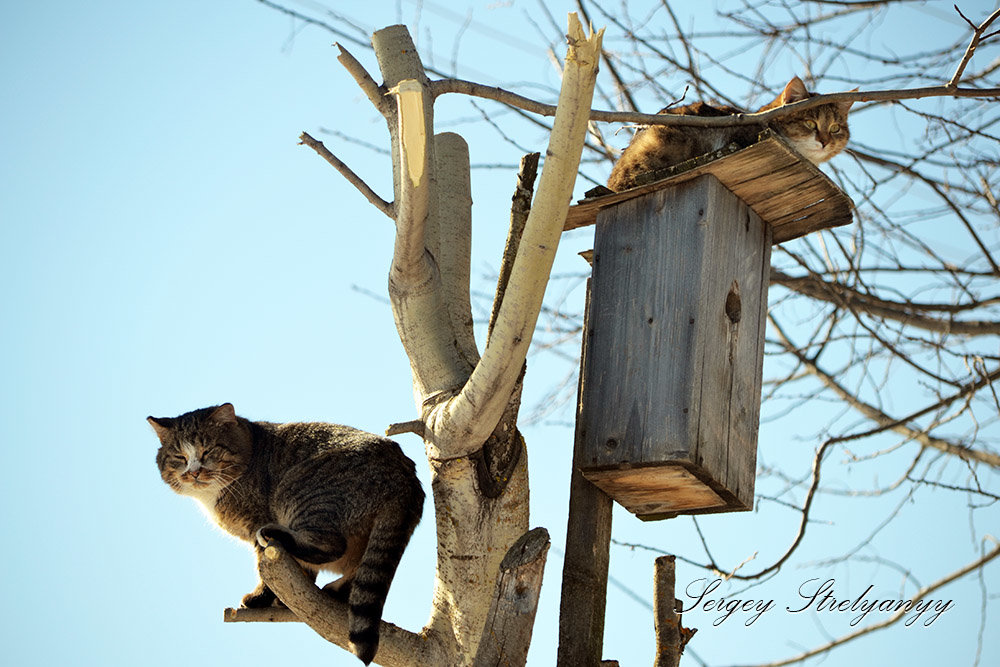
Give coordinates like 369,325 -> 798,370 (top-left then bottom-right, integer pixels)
424,15 -> 604,460
429,133 -> 479,370
383,15 -> 602,663
250,14 -> 603,665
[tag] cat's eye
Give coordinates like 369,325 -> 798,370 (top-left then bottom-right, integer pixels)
804,120 -> 817,130
830,124 -> 841,133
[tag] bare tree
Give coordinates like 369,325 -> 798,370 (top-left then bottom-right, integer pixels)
230,12 -> 604,665
236,1 -> 1000,665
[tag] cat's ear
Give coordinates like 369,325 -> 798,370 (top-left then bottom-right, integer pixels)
781,76 -> 811,104
210,403 -> 238,424
837,87 -> 859,115
147,416 -> 174,440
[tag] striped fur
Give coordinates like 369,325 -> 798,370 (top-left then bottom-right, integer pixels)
149,403 -> 424,665
607,76 -> 853,191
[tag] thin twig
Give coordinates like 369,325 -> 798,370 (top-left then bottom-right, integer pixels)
252,0 -> 371,50
431,78 -> 1000,126
299,131 -> 394,219
750,543 -> 1000,667
337,43 -> 391,116
948,7 -> 1000,87
386,419 -> 425,437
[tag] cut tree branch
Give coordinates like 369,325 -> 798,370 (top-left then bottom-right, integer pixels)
472,527 -> 551,667
245,538 -> 447,666
385,419 -> 425,437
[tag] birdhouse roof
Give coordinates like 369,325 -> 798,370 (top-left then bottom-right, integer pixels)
565,129 -> 854,244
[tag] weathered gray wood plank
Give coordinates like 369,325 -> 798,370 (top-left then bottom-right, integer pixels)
578,175 -> 762,517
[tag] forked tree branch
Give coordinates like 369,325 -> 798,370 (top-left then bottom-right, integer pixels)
653,556 -> 684,667
374,27 -> 473,400
236,538 -> 447,666
337,43 -> 391,116
425,15 -> 605,457
769,315 -> 1000,469
948,7 -> 1000,87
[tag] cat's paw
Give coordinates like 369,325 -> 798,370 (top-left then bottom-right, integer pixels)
255,523 -> 294,550
241,586 -> 277,608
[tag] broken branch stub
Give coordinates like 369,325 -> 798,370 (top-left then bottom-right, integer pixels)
473,528 -> 551,667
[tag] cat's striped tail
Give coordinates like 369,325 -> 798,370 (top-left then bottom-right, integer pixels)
347,509 -> 420,665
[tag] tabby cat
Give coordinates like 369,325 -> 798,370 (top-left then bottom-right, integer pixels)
149,403 -> 424,665
607,76 -> 854,191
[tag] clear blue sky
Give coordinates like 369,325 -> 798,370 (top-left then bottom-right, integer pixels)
2,1 -> 996,666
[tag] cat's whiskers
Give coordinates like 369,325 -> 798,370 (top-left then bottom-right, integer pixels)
213,467 -> 251,505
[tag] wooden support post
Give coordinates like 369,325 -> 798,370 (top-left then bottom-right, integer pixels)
557,456 -> 613,666
557,280 -> 614,667
473,527 -> 551,667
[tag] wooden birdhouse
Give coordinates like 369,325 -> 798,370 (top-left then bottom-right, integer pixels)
564,130 -> 853,520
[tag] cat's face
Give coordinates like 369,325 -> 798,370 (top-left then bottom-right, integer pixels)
762,76 -> 854,164
149,403 -> 250,506
774,106 -> 850,164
